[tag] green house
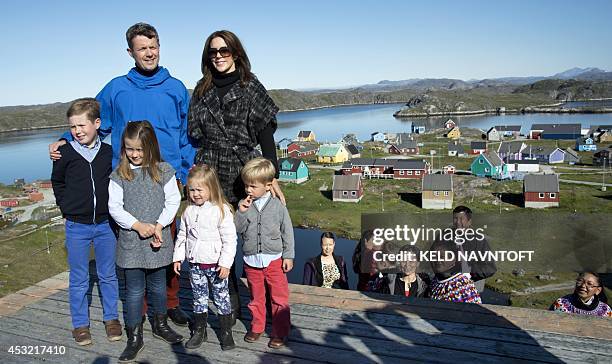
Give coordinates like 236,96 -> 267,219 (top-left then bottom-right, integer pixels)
470,151 -> 506,178
278,158 -> 309,184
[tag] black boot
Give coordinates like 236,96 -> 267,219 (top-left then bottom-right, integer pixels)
229,267 -> 242,327
118,322 -> 144,363
218,314 -> 236,351
152,313 -> 184,344
185,312 -> 207,349
167,307 -> 189,327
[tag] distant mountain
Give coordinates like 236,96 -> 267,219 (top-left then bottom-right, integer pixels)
551,67 -> 604,79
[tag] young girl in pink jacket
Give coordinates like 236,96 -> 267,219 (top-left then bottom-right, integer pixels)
173,165 -> 237,351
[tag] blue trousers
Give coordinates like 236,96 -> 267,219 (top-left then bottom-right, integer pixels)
189,264 -> 232,315
65,220 -> 118,329
124,267 -> 167,327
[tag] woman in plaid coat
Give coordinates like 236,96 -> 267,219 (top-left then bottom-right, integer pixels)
188,29 -> 285,325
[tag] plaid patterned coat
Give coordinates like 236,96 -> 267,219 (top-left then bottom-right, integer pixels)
188,77 -> 279,203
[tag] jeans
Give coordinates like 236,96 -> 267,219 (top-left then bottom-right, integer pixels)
124,267 -> 167,327
65,220 -> 118,329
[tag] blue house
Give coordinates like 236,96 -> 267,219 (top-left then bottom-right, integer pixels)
522,146 -> 566,164
278,158 -> 309,184
576,137 -> 597,152
371,132 -> 386,142
529,123 -> 581,140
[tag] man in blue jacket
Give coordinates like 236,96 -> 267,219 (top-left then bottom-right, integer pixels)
49,23 -> 194,330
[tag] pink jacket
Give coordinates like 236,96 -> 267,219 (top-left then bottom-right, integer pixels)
173,202 -> 237,269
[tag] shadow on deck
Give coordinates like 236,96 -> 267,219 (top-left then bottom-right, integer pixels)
1,260 -> 611,363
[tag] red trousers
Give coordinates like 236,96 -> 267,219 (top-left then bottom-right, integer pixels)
142,219 -> 180,314
244,258 -> 291,337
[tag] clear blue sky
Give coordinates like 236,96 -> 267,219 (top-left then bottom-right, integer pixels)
1,0 -> 611,106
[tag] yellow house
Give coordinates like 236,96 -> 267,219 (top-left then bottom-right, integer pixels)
317,144 -> 349,164
297,130 -> 316,142
446,126 -> 461,140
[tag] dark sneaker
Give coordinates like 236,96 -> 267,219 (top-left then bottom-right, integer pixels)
72,326 -> 92,346
104,319 -> 123,341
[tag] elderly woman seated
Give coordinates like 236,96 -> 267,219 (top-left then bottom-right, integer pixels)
550,272 -> 611,317
303,232 -> 349,289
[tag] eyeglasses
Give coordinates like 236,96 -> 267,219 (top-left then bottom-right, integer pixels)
207,47 -> 232,59
575,279 -> 601,289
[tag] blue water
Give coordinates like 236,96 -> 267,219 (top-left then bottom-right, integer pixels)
1,103 -> 611,185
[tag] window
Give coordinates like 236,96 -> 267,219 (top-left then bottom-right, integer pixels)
407,171 -> 412,175
399,170 -> 404,175
434,191 -> 439,196
479,159 -> 484,164
485,168 -> 489,173
550,193 -> 556,198
351,191 -> 357,196
444,191 -> 449,196
343,191 -> 348,196
539,193 -> 544,199
415,171 -> 420,175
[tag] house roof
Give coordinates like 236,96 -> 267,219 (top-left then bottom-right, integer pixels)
318,144 -> 344,157
298,144 -> 319,153
341,134 -> 360,144
448,126 -> 460,133
530,123 -> 581,134
497,141 -> 526,154
422,174 -> 453,191
448,142 -> 465,153
371,131 -> 384,136
481,151 -> 503,167
395,133 -> 412,143
471,141 -> 487,149
492,125 -> 521,132
524,174 -> 559,193
396,139 -> 418,149
346,144 -> 360,155
276,138 -> 293,147
523,146 -> 563,157
332,175 -> 361,190
278,158 -> 304,172
393,159 -> 427,170
298,130 -> 313,138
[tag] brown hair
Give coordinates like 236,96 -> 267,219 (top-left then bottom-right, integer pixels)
117,120 -> 162,183
66,98 -> 100,122
240,157 -> 275,185
187,164 -> 233,220
126,22 -> 159,49
193,30 -> 253,99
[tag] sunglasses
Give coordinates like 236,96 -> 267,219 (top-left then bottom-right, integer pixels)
207,47 -> 232,59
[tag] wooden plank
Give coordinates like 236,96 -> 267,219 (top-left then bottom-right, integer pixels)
41,285 -> 612,360
0,315 -> 324,364
14,296 -> 570,364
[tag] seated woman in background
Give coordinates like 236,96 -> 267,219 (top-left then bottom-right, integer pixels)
380,245 -> 430,298
303,232 -> 349,289
429,240 -> 481,304
550,272 -> 611,317
352,230 -> 379,291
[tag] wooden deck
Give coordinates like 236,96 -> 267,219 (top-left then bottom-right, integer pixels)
0,264 -> 611,363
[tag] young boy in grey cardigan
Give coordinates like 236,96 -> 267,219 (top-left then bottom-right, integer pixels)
235,157 -> 294,349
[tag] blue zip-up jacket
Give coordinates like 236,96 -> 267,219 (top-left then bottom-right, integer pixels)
62,67 -> 195,183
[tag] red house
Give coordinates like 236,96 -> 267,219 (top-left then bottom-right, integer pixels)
38,180 -> 53,189
393,160 -> 430,179
470,141 -> 487,155
29,192 -> 44,202
287,143 -> 318,159
0,199 -> 19,207
523,174 -> 559,208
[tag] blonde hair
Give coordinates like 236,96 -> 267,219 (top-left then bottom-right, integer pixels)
188,164 -> 232,220
117,121 -> 162,183
240,157 -> 275,184
67,98 -> 100,122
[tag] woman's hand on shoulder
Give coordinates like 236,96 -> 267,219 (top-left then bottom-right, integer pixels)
271,179 -> 286,205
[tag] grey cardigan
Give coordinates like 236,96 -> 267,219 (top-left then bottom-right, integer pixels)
235,196 -> 295,259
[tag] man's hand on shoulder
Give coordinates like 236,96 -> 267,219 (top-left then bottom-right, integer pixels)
49,140 -> 67,161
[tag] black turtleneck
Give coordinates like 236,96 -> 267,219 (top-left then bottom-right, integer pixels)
212,69 -> 279,178
135,66 -> 160,78
212,69 -> 240,104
